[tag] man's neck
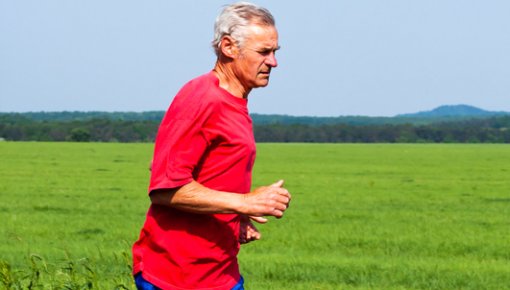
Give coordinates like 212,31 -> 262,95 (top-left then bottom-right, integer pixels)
213,62 -> 251,99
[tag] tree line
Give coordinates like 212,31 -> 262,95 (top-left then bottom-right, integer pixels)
254,119 -> 510,143
0,114 -> 158,142
1,113 -> 510,143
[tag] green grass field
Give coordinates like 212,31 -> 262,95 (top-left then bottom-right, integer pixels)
1,142 -> 509,289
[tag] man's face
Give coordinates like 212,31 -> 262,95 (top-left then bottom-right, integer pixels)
234,24 -> 279,90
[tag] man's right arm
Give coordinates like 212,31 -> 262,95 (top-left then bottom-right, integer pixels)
150,180 -> 291,219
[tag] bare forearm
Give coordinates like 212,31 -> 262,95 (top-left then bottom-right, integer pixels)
150,180 -> 291,218
150,180 -> 243,214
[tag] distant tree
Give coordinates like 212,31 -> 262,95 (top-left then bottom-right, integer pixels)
69,128 -> 91,142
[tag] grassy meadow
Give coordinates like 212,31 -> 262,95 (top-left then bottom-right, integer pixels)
0,142 -> 509,289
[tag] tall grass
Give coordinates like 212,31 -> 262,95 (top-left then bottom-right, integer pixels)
1,142 -> 509,289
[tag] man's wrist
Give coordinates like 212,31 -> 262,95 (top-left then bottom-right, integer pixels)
231,192 -> 248,215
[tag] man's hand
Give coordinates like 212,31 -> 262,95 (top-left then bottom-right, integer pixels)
239,215 -> 262,244
240,180 -> 291,220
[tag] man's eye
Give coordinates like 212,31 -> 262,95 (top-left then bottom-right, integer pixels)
259,50 -> 273,56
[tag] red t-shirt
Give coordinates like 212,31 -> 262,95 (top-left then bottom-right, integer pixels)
132,72 -> 256,289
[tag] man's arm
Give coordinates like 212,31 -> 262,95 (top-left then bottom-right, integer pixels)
150,180 -> 291,218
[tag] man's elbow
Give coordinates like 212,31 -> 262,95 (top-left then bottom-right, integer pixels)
149,188 -> 177,206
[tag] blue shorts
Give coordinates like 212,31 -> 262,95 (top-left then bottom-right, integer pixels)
134,273 -> 244,290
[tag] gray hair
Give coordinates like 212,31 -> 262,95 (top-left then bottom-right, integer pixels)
212,2 -> 275,56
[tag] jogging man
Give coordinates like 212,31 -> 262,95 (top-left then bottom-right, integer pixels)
132,2 -> 291,289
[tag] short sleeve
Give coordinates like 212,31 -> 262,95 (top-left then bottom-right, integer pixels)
148,79 -> 217,193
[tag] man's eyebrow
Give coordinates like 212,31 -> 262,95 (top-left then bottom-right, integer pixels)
259,45 -> 280,51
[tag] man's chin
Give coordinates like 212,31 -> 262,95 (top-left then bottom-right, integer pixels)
254,79 -> 270,88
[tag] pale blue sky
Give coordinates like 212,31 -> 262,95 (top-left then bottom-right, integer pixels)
1,0 -> 509,116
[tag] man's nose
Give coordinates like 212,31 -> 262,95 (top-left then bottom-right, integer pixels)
265,52 -> 278,67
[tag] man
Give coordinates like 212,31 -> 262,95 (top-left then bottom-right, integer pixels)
132,2 -> 291,289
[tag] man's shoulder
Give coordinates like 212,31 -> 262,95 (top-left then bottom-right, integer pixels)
163,72 -> 222,121
185,71 -> 213,85
178,72 -> 222,103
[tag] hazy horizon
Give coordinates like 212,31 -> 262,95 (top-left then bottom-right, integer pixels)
3,103 -> 508,118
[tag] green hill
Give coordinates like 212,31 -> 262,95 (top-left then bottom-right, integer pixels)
397,104 -> 509,118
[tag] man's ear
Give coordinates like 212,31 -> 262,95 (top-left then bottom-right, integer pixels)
219,36 -> 239,59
